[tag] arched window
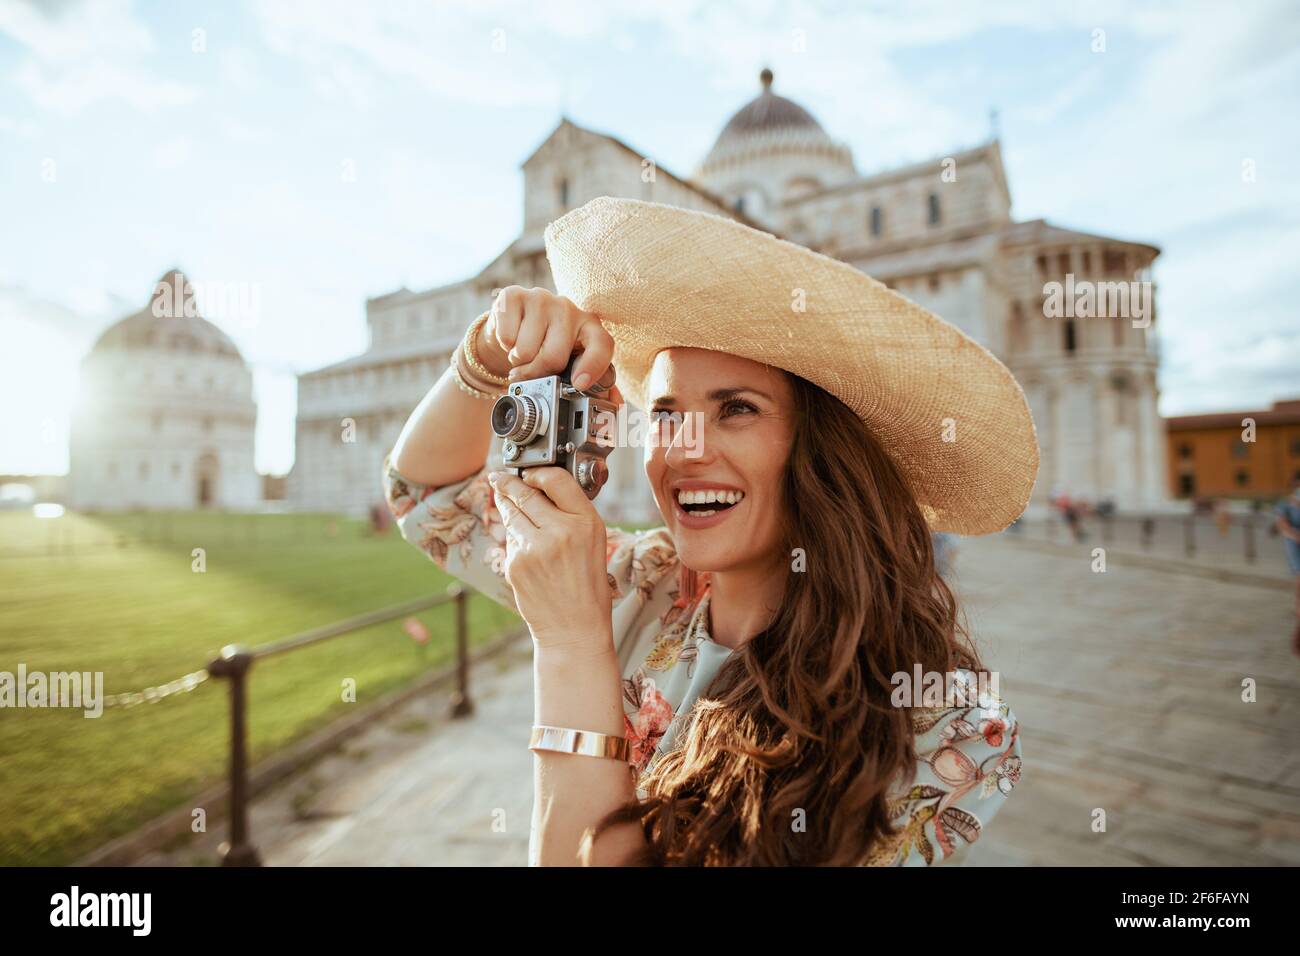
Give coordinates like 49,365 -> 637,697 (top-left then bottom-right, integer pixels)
870,206 -> 883,237
927,193 -> 941,226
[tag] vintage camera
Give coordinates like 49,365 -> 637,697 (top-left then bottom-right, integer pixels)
490,354 -> 618,499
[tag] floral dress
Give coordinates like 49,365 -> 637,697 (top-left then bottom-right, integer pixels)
382,455 -> 1023,866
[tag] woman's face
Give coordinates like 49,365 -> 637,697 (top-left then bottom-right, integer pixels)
643,348 -> 794,575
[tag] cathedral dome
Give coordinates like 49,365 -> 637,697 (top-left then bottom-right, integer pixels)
708,68 -> 831,153
695,68 -> 856,221
89,270 -> 243,359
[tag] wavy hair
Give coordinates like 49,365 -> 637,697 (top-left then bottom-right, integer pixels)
578,371 -> 985,866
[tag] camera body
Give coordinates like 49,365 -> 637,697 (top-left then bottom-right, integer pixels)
490,355 -> 617,500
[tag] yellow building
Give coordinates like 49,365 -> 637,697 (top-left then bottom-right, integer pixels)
1166,398 -> 1300,500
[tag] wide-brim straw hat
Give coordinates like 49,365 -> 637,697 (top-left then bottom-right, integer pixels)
543,196 -> 1039,535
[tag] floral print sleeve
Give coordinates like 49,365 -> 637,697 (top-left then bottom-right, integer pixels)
381,452 -> 660,622
868,669 -> 1023,866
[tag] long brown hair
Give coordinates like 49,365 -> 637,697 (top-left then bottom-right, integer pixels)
579,371 -> 985,865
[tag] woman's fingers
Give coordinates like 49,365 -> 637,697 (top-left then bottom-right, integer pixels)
570,319 -> 614,392
489,470 -> 558,526
491,481 -> 534,537
489,286 -> 525,352
507,292 -> 548,367
490,289 -> 613,391
520,467 -> 597,517
510,317 -> 573,382
489,481 -> 529,549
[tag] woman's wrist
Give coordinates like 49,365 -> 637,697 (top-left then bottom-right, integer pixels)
533,636 -> 623,734
532,632 -> 618,665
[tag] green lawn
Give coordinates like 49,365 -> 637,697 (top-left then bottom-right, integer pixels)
0,509 -> 520,866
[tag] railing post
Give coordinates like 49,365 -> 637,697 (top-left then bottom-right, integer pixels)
448,585 -> 474,719
208,645 -> 263,867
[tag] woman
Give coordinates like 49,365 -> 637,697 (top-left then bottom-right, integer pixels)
384,197 -> 1037,866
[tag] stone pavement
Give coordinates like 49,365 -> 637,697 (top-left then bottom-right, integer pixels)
141,533 -> 1300,866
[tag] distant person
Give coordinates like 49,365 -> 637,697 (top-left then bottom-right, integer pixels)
1273,478 -> 1300,655
1051,490 -> 1070,534
1063,498 -> 1085,543
1213,497 -> 1232,537
369,502 -> 392,536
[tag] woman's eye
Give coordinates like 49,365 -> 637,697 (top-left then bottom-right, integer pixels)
651,408 -> 682,426
720,399 -> 756,418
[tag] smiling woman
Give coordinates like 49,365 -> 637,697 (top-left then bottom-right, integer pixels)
383,197 -> 1037,867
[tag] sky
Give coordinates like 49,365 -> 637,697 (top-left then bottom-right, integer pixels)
2,0 -> 1298,476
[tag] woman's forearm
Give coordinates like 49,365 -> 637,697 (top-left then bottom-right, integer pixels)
530,641 -> 647,866
390,316 -> 511,487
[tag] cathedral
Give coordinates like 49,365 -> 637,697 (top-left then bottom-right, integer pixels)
288,69 -> 1167,524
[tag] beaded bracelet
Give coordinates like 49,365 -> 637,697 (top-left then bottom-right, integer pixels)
463,310 -> 511,386
449,351 -> 502,400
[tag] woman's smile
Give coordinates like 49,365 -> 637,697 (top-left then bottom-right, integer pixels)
670,479 -> 747,529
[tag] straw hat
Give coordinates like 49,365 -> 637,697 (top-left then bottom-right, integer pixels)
543,196 -> 1039,535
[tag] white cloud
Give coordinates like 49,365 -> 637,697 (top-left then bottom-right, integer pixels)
249,0 -> 564,109
0,0 -> 198,114
152,136 -> 193,169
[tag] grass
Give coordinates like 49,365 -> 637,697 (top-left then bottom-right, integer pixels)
0,508 -> 520,866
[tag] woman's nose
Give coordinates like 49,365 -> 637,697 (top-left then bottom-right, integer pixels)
663,411 -> 712,469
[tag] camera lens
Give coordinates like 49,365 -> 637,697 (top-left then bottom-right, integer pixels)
492,399 -> 518,435
491,395 -> 542,443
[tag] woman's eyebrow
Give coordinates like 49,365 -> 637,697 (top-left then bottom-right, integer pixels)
650,386 -> 773,406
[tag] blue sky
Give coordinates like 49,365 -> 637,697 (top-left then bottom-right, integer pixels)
3,0 -> 1298,475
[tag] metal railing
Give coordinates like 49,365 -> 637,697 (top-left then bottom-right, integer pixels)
205,584 -> 474,866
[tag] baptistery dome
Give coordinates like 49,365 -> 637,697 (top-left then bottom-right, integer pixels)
89,270 -> 243,359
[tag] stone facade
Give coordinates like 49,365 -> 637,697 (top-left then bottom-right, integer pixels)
290,70 -> 1168,522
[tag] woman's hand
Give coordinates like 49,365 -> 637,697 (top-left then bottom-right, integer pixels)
488,466 -> 614,656
482,286 -> 617,393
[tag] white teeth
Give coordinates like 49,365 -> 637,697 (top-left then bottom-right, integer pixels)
695,509 -> 716,517
675,488 -> 745,506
